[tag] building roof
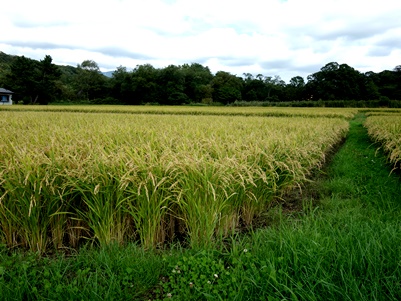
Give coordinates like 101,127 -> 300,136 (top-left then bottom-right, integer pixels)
0,88 -> 13,94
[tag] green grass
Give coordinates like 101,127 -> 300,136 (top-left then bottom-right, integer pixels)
237,113 -> 401,300
1,113 -> 401,300
0,244 -> 165,300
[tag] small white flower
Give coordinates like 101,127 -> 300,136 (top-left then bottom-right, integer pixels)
243,249 -> 248,253
214,274 -> 218,278
167,292 -> 172,298
189,282 -> 193,288
207,281 -> 211,284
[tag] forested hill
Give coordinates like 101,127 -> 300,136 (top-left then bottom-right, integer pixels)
0,51 -> 16,65
0,51 -> 400,106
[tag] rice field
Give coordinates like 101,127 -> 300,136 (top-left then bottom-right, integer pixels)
364,108 -> 401,116
0,104 -> 357,119
0,108 -> 350,253
365,113 -> 401,170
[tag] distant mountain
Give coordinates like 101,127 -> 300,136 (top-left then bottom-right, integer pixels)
0,52 -> 15,83
0,51 -> 114,79
102,71 -> 114,78
0,51 -> 17,65
0,51 -> 77,78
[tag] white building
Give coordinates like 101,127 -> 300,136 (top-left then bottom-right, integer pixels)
0,88 -> 13,105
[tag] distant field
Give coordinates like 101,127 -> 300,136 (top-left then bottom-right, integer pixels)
0,107 -> 350,252
0,104 -> 357,119
364,108 -> 401,116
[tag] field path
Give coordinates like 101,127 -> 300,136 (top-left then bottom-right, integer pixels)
321,112 -> 401,209
239,111 -> 401,300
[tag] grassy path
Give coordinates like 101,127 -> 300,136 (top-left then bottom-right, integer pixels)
1,113 -> 401,300
238,113 -> 401,300
322,113 -> 401,211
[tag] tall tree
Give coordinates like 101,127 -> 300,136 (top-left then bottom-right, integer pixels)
306,62 -> 367,100
75,60 -> 107,100
393,65 -> 401,100
7,56 -> 37,103
266,75 -> 286,101
35,55 -> 62,104
57,65 -> 80,102
158,65 -> 188,105
6,55 -> 61,104
131,64 -> 160,104
287,76 -> 306,101
242,74 -> 267,101
110,66 -> 135,103
363,69 -> 400,100
182,63 -> 214,103
211,71 -> 242,104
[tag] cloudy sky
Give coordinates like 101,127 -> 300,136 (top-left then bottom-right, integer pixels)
1,0 -> 400,82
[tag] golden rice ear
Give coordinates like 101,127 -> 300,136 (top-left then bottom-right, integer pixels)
364,113 -> 401,174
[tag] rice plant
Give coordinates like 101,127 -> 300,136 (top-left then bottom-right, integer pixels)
0,110 -> 349,251
364,114 -> 401,170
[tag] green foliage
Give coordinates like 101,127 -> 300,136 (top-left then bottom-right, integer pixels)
158,250 -> 244,300
74,60 -> 108,101
306,62 -> 366,100
0,52 -> 16,87
182,63 -> 214,103
6,56 -> 37,102
211,71 -> 243,104
5,55 -> 61,104
130,64 -> 160,104
369,69 -> 401,100
109,66 -> 136,104
2,50 -> 401,104
0,244 -> 163,300
37,55 -> 62,104
228,99 -> 401,108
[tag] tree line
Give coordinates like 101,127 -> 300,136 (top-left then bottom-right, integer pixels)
0,51 -> 400,105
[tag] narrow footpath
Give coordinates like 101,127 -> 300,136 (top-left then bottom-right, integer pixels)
321,112 -> 401,211
241,112 -> 401,301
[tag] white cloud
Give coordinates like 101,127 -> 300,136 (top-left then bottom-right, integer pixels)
1,0 -> 401,82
